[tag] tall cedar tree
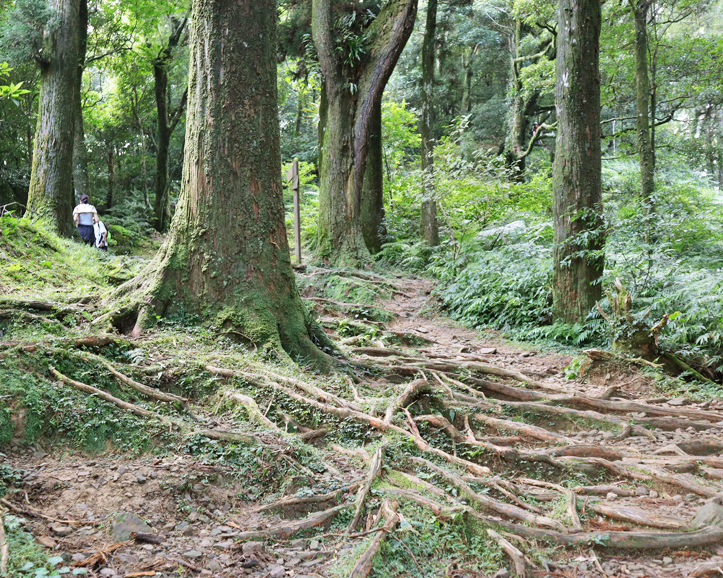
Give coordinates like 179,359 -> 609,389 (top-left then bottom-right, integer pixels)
552,0 -> 604,323
25,0 -> 80,235
312,0 -> 417,266
419,0 -> 439,246
113,0 -> 330,367
152,16 -> 189,232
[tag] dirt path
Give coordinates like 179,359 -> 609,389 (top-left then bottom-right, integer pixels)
4,272 -> 723,578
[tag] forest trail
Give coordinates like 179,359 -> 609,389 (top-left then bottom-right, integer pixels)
5,270 -> 723,578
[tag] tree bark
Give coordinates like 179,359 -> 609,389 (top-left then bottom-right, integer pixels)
72,0 -> 89,201
25,0 -> 80,236
631,1 -> 655,204
106,147 -> 114,209
360,100 -> 386,254
312,0 -> 418,266
552,0 -> 604,324
420,0 -> 439,246
115,0 -> 330,368
152,17 -> 188,232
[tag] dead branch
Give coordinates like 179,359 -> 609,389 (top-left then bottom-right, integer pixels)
0,498 -> 88,525
349,500 -> 399,578
487,529 -> 529,578
72,541 -> 131,567
571,485 -> 635,497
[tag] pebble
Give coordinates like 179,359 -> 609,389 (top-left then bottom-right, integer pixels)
672,495 -> 684,504
650,490 -> 659,498
309,539 -> 320,550
99,569 -> 116,577
606,492 -> 617,501
242,541 -> 265,554
268,564 -> 286,578
136,475 -> 147,484
635,486 -> 650,496
50,524 -> 73,537
184,550 -> 203,559
207,559 -> 223,572
662,557 -> 673,565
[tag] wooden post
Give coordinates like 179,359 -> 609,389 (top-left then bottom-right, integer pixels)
287,159 -> 302,264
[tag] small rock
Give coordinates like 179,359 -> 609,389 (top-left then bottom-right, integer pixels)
668,397 -> 688,406
135,475 -> 147,484
289,539 -> 306,549
99,569 -> 116,577
206,559 -> 223,572
309,539 -> 320,550
606,492 -> 618,501
672,495 -> 684,504
50,524 -> 73,537
268,565 -> 286,578
635,486 -> 650,496
71,553 -> 86,562
686,493 -> 699,503
242,541 -> 265,554
650,490 -> 659,498
184,550 -> 204,559
36,535 -> 57,548
493,569 -> 510,578
112,512 -> 152,541
693,503 -> 723,528
662,557 -> 673,565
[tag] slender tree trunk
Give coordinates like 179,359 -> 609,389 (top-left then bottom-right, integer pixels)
117,0 -> 328,367
72,0 -> 89,201
420,0 -> 439,246
552,0 -> 604,324
631,1 -> 655,203
360,100 -> 386,253
152,18 -> 187,232
312,0 -> 417,266
461,48 -> 472,114
106,148 -> 114,209
25,0 -> 80,236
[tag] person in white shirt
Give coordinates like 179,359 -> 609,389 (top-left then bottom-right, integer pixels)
94,220 -> 108,251
72,194 -> 98,246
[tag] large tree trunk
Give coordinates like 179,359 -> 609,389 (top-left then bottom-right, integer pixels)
312,0 -> 417,266
25,0 -> 80,236
152,18 -> 188,232
115,0 -> 329,367
420,0 -> 439,247
360,101 -> 386,254
72,0 -> 89,201
631,0 -> 655,203
552,0 -> 604,324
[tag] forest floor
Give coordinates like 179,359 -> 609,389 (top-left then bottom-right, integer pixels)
4,244 -> 723,577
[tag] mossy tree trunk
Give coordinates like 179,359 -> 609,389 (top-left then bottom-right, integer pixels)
360,101 -> 386,254
72,0 -> 89,201
312,0 -> 417,266
25,0 -> 80,236
552,0 -> 604,324
118,0 -> 330,367
420,0 -> 439,247
630,0 -> 655,204
152,17 -> 189,232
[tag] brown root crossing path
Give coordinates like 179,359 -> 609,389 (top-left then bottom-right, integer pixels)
5,271 -> 723,578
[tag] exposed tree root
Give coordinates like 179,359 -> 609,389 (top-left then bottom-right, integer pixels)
383,378 -> 430,422
517,478 -> 581,531
234,504 -> 347,541
586,502 -> 686,530
49,367 -> 258,445
348,445 -> 386,533
0,498 -> 89,526
471,412 -> 573,444
253,486 -> 357,514
487,529 -> 529,578
409,457 -> 566,532
223,391 -> 283,432
348,500 -> 399,578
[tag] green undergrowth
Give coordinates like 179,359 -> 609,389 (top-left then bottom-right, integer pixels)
0,215 -> 146,298
3,514 -> 88,577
